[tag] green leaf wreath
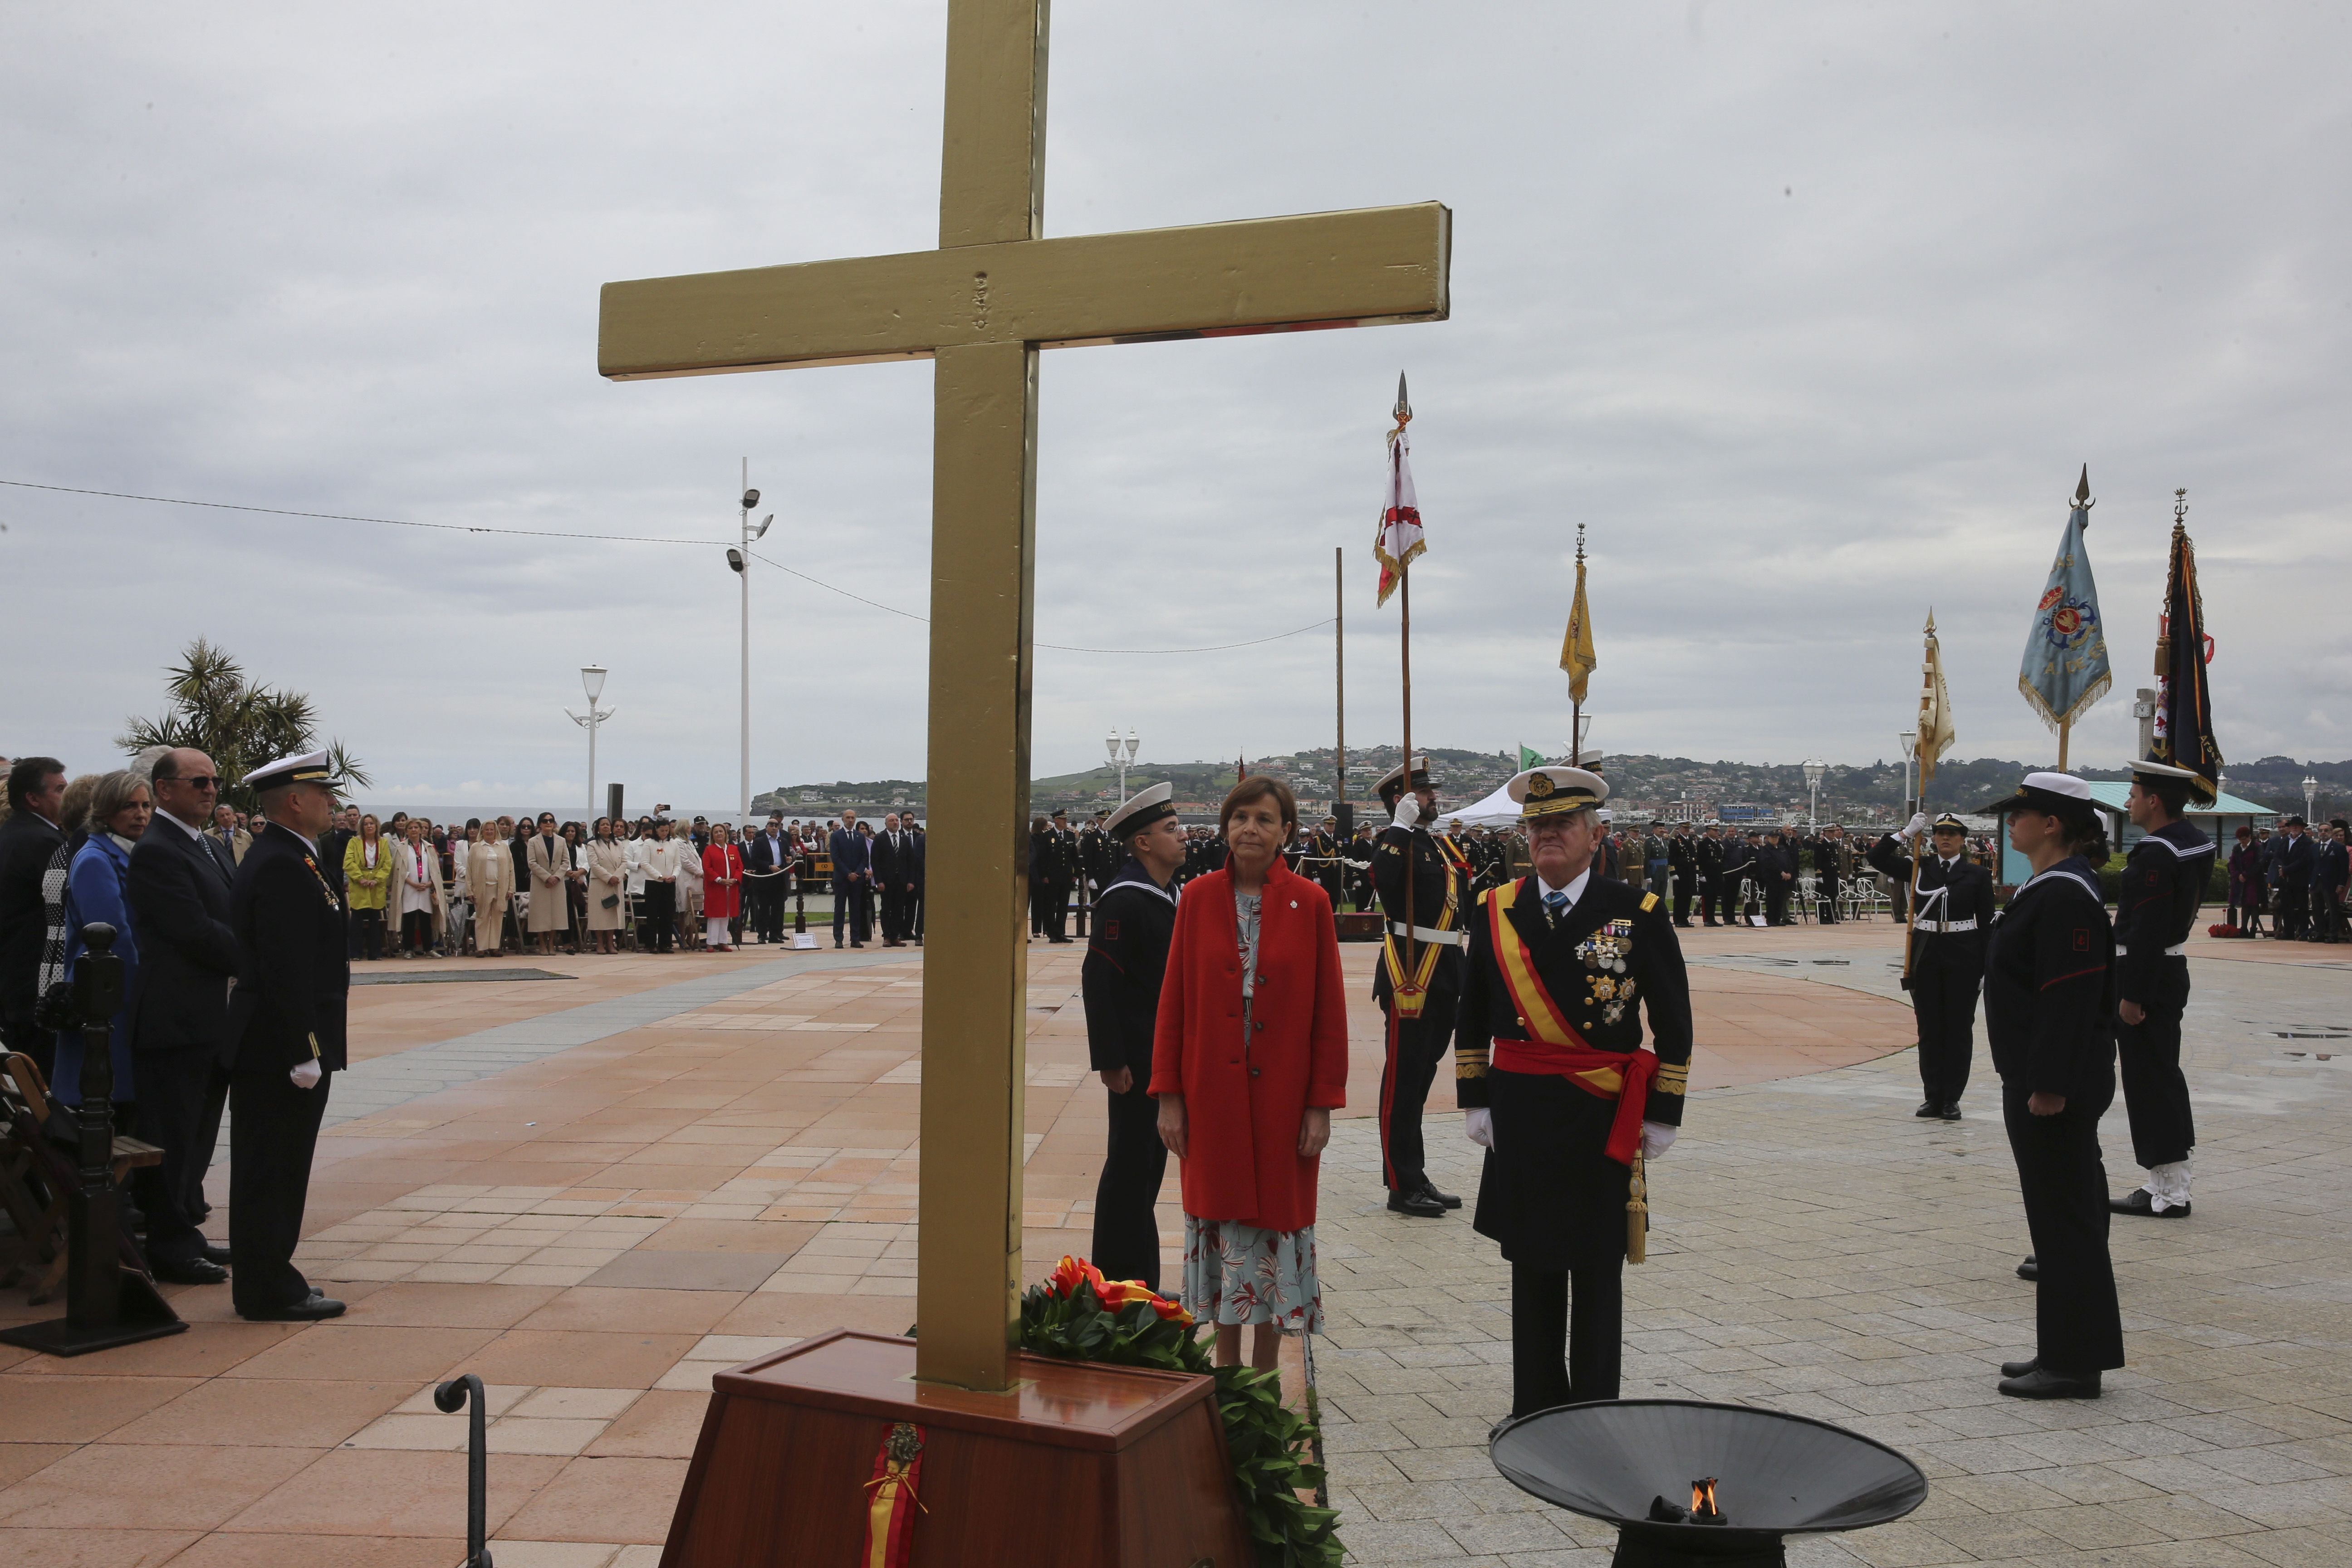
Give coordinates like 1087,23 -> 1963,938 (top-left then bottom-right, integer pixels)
1019,1257 -> 1343,1568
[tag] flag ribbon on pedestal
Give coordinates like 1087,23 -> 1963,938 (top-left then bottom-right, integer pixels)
2151,490 -> 2222,804
862,1421 -> 927,1568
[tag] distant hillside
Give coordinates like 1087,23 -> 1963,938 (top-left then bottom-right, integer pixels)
752,751 -> 2352,823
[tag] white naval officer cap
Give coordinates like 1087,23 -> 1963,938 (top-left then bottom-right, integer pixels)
1508,765 -> 1607,821
243,749 -> 335,792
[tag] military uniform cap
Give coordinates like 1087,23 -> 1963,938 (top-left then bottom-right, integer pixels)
1931,812 -> 1968,833
244,749 -> 334,791
1508,765 -> 1607,820
1103,781 -> 1178,839
2129,758 -> 2201,783
1373,755 -> 1438,806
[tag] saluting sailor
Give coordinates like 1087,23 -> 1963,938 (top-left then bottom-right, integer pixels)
2109,759 -> 2215,1219
1371,755 -> 1476,1219
1868,810 -> 1997,1120
1081,783 -> 1187,1289
225,750 -> 352,1322
1457,767 -> 1691,1421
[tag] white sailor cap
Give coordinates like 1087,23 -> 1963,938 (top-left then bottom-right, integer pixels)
1508,766 -> 1607,820
2128,758 -> 2200,782
244,749 -> 335,792
1990,770 -> 2101,826
1103,781 -> 1177,839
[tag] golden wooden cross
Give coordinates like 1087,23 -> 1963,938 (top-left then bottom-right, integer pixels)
599,0 -> 1448,1392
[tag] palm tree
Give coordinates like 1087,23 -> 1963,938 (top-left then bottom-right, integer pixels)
120,638 -> 371,811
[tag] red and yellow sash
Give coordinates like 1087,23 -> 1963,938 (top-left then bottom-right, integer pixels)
862,1421 -> 926,1568
1382,839 -> 1461,1018
1486,879 -> 1657,1166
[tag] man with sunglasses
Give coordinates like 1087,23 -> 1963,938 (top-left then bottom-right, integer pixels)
124,749 -> 242,1284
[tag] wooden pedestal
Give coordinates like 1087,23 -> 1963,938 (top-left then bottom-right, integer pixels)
660,1329 -> 1255,1568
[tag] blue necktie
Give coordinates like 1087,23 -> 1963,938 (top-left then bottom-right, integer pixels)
1544,890 -> 1568,919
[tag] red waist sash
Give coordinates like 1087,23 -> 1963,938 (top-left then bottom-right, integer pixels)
1490,1039 -> 1658,1166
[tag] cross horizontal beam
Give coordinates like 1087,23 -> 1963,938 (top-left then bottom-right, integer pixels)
598,201 -> 1449,380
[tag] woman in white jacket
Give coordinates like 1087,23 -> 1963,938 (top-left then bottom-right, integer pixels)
675,823 -> 706,951
640,821 -> 680,954
469,826 -> 514,957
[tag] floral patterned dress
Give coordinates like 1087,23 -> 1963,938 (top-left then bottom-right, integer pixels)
1180,889 -> 1323,1334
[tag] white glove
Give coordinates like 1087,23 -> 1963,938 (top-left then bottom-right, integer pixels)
1900,811 -> 1930,842
1639,1121 -> 1677,1161
1393,796 -> 1427,831
1464,1107 -> 1494,1148
289,1058 -> 323,1090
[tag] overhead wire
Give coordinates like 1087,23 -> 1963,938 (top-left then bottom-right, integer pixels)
5,475 -> 1340,656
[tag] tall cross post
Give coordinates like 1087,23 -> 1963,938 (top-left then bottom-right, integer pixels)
598,0 -> 1449,1392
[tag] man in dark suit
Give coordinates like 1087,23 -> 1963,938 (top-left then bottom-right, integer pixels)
125,749 -> 243,1284
828,810 -> 872,948
873,813 -> 921,947
319,805 -> 358,958
1,756 -> 69,1076
2274,817 -> 2315,941
225,750 -> 351,1321
745,813 -> 791,944
1037,809 -> 1079,942
1666,823 -> 1697,927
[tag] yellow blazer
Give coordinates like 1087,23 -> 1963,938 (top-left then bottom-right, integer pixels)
343,834 -> 394,911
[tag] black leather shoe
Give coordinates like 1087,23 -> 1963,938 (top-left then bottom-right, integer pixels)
199,1245 -> 232,1265
240,1294 -> 345,1322
1419,1181 -> 1463,1210
1914,1101 -> 1942,1118
2016,1254 -> 2038,1281
2000,1357 -> 2038,1378
2110,1189 -> 2189,1218
1387,1188 -> 1447,1219
1937,1102 -> 1962,1122
153,1257 -> 228,1285
1999,1367 -> 2100,1399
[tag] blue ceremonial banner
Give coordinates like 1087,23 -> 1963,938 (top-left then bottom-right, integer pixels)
2019,489 -> 2112,733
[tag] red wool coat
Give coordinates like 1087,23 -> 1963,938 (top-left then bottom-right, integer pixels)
701,843 -> 744,919
1149,862 -> 1349,1233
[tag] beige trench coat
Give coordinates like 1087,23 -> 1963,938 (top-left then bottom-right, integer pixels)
585,838 -> 629,931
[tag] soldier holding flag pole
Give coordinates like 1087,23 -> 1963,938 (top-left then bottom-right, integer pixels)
1368,375 -> 1472,1221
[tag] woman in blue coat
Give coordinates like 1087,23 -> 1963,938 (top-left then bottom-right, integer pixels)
54,769 -> 151,1106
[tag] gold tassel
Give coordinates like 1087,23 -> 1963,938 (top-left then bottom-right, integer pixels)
1627,1151 -> 1648,1265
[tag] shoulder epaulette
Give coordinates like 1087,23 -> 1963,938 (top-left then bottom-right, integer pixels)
1639,892 -> 1659,912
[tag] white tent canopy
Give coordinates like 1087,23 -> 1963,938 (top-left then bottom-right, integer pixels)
1443,782 -> 1522,829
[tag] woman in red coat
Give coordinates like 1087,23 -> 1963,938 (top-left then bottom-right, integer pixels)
1152,776 -> 1349,1369
701,823 -> 744,951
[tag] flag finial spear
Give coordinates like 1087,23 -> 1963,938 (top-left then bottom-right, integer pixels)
2074,464 -> 2093,510
1575,519 -> 1585,563
1394,372 -> 1411,424
1925,608 -> 1937,635
2174,487 -> 2189,529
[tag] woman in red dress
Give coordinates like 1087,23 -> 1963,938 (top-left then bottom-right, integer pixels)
701,823 -> 744,952
1152,775 -> 1349,1369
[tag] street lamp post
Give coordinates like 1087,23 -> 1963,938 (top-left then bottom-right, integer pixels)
565,665 -> 615,820
1106,729 -> 1139,803
727,459 -> 775,823
1898,731 -> 1918,818
2304,775 -> 2319,822
1803,759 -> 1825,829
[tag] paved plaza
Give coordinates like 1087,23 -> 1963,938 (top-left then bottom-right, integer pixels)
2,919 -> 2346,1567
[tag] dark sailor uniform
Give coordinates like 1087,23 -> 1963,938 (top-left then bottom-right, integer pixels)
1458,872 -> 1692,1414
1082,856 -> 1179,1289
1372,820 -> 1473,1198
226,818 -> 350,1317
1985,854 -> 2125,1380
2112,818 -> 2214,1189
1867,831 -> 1996,1112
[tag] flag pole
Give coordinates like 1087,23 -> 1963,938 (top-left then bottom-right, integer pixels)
2057,717 -> 2071,773
1394,377 -> 1417,999
1902,615 -> 1932,989
1335,545 -> 1347,840
1571,523 -> 1585,766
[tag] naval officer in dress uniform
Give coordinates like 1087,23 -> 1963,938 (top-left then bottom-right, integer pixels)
226,750 -> 351,1321
1371,756 -> 1476,1219
1457,767 -> 1691,1420
1082,783 -> 1188,1289
2110,759 -> 2215,1219
1868,811 -> 1996,1120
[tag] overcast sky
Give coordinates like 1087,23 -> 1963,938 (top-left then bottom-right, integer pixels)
6,3 -> 2347,814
